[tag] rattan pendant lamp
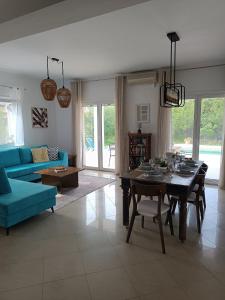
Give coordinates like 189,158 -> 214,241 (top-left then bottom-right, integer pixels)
57,61 -> 71,108
40,56 -> 57,101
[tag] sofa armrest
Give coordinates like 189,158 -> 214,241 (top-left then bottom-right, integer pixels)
58,151 -> 69,167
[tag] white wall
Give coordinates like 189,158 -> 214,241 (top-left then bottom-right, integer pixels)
0,70 -> 57,147
54,95 -> 73,153
126,83 -> 159,157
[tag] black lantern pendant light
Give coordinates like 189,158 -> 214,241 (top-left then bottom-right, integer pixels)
57,61 -> 71,108
160,32 -> 185,107
40,56 -> 57,101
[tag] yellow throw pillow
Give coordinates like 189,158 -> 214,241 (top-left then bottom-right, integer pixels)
31,148 -> 49,163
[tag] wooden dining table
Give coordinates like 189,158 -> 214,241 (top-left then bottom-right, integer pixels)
120,162 -> 203,242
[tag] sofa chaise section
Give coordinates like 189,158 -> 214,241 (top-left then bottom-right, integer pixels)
0,179 -> 57,234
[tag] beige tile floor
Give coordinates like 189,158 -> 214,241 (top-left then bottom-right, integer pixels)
1,170 -> 225,299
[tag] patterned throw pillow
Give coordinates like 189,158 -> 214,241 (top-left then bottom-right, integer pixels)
48,147 -> 59,161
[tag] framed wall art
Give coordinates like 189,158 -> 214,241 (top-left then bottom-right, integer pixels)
137,104 -> 150,123
32,107 -> 48,128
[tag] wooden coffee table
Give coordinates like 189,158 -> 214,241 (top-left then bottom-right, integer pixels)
36,167 -> 79,191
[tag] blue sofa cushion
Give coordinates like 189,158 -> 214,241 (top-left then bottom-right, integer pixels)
0,179 -> 57,215
0,148 -> 21,168
6,160 -> 64,179
19,147 -> 33,164
0,167 -> 12,194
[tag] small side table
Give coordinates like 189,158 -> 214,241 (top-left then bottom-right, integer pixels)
68,154 -> 77,167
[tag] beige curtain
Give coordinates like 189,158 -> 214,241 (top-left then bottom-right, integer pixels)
71,80 -> 83,168
115,75 -> 128,176
156,69 -> 172,158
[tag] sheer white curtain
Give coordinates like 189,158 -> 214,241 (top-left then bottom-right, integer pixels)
71,80 -> 83,168
219,104 -> 225,189
7,88 -> 24,146
115,75 -> 128,175
156,69 -> 172,157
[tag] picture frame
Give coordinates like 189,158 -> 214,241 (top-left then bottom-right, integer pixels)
136,104 -> 150,123
31,107 -> 48,128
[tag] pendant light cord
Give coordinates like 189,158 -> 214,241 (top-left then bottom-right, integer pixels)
174,41 -> 176,87
170,40 -> 172,85
61,61 -> 65,88
47,56 -> 50,79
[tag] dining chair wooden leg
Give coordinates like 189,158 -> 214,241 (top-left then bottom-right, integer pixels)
141,216 -> 145,228
171,199 -> 177,215
168,212 -> 174,236
196,203 -> 201,234
165,196 -> 173,226
158,217 -> 166,254
202,190 -> 206,209
126,212 -> 136,243
199,201 -> 204,221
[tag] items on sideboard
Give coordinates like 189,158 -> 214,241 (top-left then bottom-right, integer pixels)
40,56 -> 71,108
128,132 -> 151,170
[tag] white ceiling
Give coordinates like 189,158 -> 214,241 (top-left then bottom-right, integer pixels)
0,0 -> 225,79
0,0 -> 64,23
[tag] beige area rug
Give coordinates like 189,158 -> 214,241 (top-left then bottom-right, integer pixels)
54,174 -> 115,210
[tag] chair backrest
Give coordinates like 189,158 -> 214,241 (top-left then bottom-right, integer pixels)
194,173 -> 206,193
131,180 -> 166,215
201,163 -> 208,173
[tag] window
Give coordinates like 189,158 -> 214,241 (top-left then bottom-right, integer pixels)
0,101 -> 17,145
0,86 -> 24,146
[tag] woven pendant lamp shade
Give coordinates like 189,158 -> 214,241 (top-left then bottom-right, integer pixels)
57,87 -> 71,108
40,78 -> 57,101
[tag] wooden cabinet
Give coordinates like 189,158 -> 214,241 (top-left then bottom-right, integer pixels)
128,133 -> 151,170
68,154 -> 77,167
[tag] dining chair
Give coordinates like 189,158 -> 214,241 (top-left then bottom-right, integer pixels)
193,163 -> 208,209
171,173 -> 206,233
126,181 -> 174,254
108,144 -> 116,166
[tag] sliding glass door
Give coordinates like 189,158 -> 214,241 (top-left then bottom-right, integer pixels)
171,99 -> 195,157
82,104 -> 115,171
83,105 -> 98,168
172,96 -> 225,182
102,104 -> 116,169
199,98 -> 225,181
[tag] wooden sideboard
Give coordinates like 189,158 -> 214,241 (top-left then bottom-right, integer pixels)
128,133 -> 151,170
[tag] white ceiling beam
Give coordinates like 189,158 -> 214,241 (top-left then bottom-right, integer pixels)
0,0 -> 150,44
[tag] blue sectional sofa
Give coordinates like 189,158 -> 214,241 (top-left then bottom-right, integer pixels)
0,146 -> 68,235
0,146 -> 68,182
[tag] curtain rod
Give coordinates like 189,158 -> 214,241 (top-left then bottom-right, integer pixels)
0,84 -> 13,89
0,83 -> 27,90
177,63 -> 225,72
82,63 -> 225,82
